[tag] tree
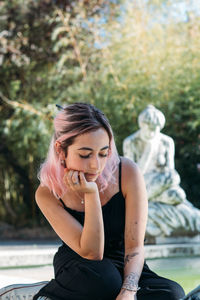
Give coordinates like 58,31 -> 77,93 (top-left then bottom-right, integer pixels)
0,0 -> 123,226
0,0 -> 199,228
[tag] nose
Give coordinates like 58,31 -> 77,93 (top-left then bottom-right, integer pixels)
89,155 -> 100,171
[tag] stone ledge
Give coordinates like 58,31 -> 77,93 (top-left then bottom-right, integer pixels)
0,243 -> 200,267
0,248 -> 57,267
145,243 -> 200,259
146,235 -> 200,245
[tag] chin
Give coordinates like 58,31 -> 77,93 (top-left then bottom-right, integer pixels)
85,174 -> 99,182
86,177 -> 98,182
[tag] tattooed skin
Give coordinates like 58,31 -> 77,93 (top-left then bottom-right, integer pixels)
122,272 -> 140,293
124,252 -> 139,266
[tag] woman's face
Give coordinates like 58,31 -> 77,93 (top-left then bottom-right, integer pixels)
65,128 -> 110,182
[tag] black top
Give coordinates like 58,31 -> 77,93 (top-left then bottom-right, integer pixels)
55,160 -> 125,275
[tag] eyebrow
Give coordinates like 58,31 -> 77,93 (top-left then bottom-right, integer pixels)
77,146 -> 109,151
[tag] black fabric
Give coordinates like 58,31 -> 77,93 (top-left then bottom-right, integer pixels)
34,160 -> 185,300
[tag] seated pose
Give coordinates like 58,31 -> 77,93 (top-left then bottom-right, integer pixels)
0,103 -> 185,300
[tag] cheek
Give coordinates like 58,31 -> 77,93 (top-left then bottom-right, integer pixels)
100,157 -> 108,170
66,155 -> 86,171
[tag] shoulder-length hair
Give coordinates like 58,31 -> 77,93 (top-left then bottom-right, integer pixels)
38,102 -> 120,199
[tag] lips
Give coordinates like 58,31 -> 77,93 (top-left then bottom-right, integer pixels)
85,173 -> 98,177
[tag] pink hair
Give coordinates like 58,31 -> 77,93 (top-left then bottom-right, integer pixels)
38,103 -> 120,199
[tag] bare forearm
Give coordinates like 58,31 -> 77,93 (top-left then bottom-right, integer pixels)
80,190 -> 104,260
121,247 -> 144,296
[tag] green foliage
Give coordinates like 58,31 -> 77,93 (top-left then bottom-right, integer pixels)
0,0 -> 123,226
0,0 -> 200,227
87,1 -> 200,207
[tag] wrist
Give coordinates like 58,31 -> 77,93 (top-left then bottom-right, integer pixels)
121,285 -> 140,293
120,288 -> 138,299
84,186 -> 99,196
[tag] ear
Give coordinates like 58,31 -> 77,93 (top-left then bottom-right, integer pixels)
55,141 -> 62,154
55,141 -> 66,160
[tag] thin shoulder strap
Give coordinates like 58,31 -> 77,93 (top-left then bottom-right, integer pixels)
59,197 -> 67,209
119,157 -> 122,192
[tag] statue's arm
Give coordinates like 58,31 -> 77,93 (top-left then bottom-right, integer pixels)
137,141 -> 155,174
165,136 -> 175,169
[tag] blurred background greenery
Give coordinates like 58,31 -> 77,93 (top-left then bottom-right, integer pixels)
0,0 -> 200,229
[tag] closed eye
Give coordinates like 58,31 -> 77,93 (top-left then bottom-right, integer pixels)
79,154 -> 91,159
99,153 -> 108,157
79,153 -> 108,159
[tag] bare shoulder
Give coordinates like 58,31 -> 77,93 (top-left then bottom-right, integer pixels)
35,184 -> 52,202
120,156 -> 142,180
120,157 -> 145,196
35,184 -> 61,208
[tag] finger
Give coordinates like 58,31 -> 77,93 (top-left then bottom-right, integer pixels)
67,170 -> 80,191
71,171 -> 79,185
79,172 -> 87,185
63,170 -> 70,186
66,170 -> 72,182
66,170 -> 74,188
63,172 -> 71,188
63,169 -> 70,182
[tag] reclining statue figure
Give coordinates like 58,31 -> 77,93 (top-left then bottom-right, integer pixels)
123,105 -> 200,239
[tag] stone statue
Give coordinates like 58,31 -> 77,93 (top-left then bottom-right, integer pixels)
123,105 -> 200,239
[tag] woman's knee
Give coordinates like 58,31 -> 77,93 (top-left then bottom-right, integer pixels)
166,280 -> 185,300
82,258 -> 122,298
55,257 -> 122,299
138,277 -> 185,300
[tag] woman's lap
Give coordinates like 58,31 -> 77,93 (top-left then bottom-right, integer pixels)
34,257 -> 122,300
34,259 -> 185,300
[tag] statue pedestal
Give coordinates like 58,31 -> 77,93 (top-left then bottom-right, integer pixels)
154,235 -> 200,245
144,240 -> 200,259
145,234 -> 200,245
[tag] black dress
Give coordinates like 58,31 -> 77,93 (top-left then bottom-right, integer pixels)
34,161 -> 185,300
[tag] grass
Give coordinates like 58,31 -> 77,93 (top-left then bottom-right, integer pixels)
146,256 -> 200,294
153,268 -> 200,294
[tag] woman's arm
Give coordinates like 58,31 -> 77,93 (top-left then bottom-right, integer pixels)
35,171 -> 104,260
116,157 -> 148,300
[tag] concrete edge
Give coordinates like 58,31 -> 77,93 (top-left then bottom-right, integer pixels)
0,243 -> 200,267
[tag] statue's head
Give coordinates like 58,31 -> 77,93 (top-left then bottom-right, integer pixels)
138,105 -> 165,141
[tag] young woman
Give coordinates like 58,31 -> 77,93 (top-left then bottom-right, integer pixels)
0,103 -> 185,300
